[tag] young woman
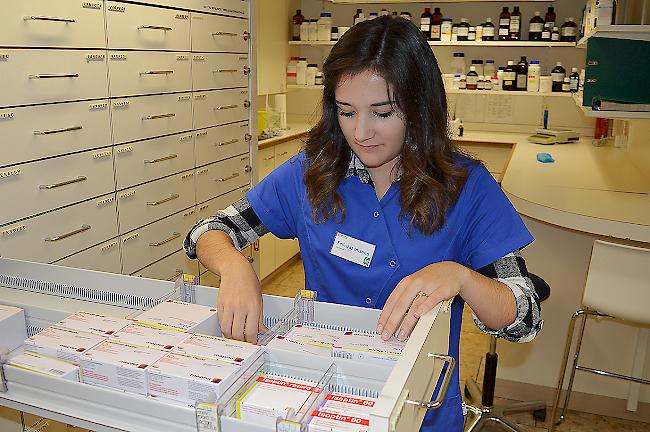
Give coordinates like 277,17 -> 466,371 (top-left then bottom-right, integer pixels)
185,16 -> 542,431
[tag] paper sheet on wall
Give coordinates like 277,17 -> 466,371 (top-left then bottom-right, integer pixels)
485,95 -> 515,123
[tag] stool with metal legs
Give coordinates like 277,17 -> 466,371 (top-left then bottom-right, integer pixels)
464,273 -> 550,432
549,240 -> 650,431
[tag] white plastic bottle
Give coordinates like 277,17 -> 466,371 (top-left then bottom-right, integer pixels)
306,64 -> 318,86
300,21 -> 309,41
296,58 -> 307,85
317,13 -> 332,41
308,19 -> 318,41
527,60 -> 541,92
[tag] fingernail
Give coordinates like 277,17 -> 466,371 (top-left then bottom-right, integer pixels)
376,324 -> 383,334
398,331 -> 406,341
382,331 -> 390,340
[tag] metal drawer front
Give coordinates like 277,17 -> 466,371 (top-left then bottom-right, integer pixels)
116,170 -> 195,234
191,13 -> 248,53
195,155 -> 250,204
114,132 -> 194,190
121,208 -> 197,275
0,193 -> 118,264
186,0 -> 248,18
108,51 -> 192,97
131,250 -> 199,282
0,49 -> 108,108
0,148 -> 115,226
192,53 -> 249,91
0,100 -> 111,168
195,184 -> 250,220
54,237 -> 122,274
192,89 -> 249,130
195,122 -> 249,167
111,93 -> 193,144
106,2 -> 191,51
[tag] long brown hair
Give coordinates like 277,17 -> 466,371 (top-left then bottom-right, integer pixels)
304,16 -> 472,235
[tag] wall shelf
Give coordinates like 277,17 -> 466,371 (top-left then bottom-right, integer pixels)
572,92 -> 650,119
577,25 -> 650,48
289,40 -> 576,47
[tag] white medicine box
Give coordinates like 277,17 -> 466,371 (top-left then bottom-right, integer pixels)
0,305 -> 28,352
134,299 -> 219,335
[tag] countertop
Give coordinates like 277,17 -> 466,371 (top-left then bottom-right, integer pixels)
257,123 -> 312,149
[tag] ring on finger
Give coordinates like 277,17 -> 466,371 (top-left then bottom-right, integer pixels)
417,291 -> 429,298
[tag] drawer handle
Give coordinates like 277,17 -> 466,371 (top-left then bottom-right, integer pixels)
244,165 -> 252,173
277,151 -> 289,157
138,25 -> 173,31
167,269 -> 185,281
149,232 -> 181,247
147,193 -> 179,206
143,113 -> 176,120
144,154 -> 178,164
263,155 -> 275,161
214,105 -> 238,111
212,69 -> 238,73
39,175 -> 87,189
33,125 -> 83,135
140,70 -> 174,75
212,31 -> 238,37
216,172 -> 239,182
243,31 -> 250,41
243,66 -> 251,75
44,224 -> 91,242
23,15 -> 76,23
216,139 -> 239,147
404,353 -> 455,411
28,73 -> 79,79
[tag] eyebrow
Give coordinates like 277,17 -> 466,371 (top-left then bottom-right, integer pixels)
335,100 -> 393,107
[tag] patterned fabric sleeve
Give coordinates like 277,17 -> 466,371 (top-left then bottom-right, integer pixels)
183,196 -> 269,259
473,250 -> 543,343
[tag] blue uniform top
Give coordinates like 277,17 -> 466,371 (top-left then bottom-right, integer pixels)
247,151 -> 533,431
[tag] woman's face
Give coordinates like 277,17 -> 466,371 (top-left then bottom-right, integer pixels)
335,70 -> 406,178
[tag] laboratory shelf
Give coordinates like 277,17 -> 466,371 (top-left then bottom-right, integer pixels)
572,92 -> 650,119
289,40 -> 575,47
576,24 -> 650,48
329,0 -> 553,3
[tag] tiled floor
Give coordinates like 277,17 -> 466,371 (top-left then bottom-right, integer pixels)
262,257 -> 650,432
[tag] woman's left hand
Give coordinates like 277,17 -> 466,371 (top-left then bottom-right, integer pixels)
376,261 -> 468,341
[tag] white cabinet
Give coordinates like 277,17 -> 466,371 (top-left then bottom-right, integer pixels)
54,238 -> 122,275
192,89 -> 250,130
190,13 -> 249,53
132,249 -> 200,281
192,53 -> 249,91
255,0 -> 288,95
195,122 -> 250,167
195,155 -> 251,204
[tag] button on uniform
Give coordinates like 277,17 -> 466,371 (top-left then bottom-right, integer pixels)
373,211 -> 379,218
365,297 -> 372,304
389,260 -> 397,267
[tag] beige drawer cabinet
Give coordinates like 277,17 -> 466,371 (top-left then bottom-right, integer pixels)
0,1 -> 106,49
132,249 -> 200,281
195,184 -> 250,223
191,13 -> 249,53
195,154 -> 251,205
192,89 -> 250,130
186,0 -> 249,18
192,53 -> 249,91
54,237 -> 122,274
195,121 -> 250,168
0,100 -> 111,168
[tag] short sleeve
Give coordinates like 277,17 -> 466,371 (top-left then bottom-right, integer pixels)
246,152 -> 305,240
457,164 -> 534,270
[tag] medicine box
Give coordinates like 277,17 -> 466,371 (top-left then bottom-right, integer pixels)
56,311 -> 132,336
318,392 -> 377,417
265,324 -> 343,357
0,305 -> 28,352
5,351 -> 80,381
172,333 -> 260,366
80,340 -> 166,395
332,332 -> 405,367
236,375 -> 317,428
148,352 -> 241,405
134,299 -> 219,335
307,410 -> 370,432
24,326 -> 106,365
111,322 -> 189,351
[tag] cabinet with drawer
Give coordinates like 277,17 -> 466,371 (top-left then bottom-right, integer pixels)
192,53 -> 249,91
131,249 -> 200,281
0,148 -> 114,226
190,13 -> 249,53
105,2 -> 191,51
192,89 -> 249,130
53,237 -> 122,275
0,100 -> 111,168
114,132 -> 195,190
195,122 -> 249,167
195,154 -> 250,205
108,51 -> 193,97
0,193 -> 118,264
186,0 -> 249,18
0,49 -> 108,108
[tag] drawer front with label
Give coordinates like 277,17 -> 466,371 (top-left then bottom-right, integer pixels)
0,100 -> 111,168
0,193 -> 118,264
192,53 -> 249,91
116,170 -> 195,234
54,237 -> 122,274
193,89 -> 249,130
191,13 -> 248,53
1,1 -> 106,49
195,122 -> 249,167
108,51 -> 192,97
186,0 -> 248,18
121,208 -> 196,275
0,148 -> 115,226
195,155 -> 250,204
0,49 -> 108,108
106,2 -> 191,51
131,249 -> 199,281
195,184 -> 250,222
111,93 -> 193,144
115,132 -> 195,191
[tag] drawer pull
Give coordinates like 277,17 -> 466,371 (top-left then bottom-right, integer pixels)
39,176 -> 87,189
167,269 -> 185,281
44,224 -> 91,242
147,193 -> 179,206
149,232 -> 181,247
23,15 -> 76,23
212,31 -> 238,37
216,172 -> 239,182
33,125 -> 82,135
244,165 -> 252,173
277,151 -> 289,157
28,73 -> 79,79
143,113 -> 176,120
213,105 -> 238,111
144,154 -> 178,164
243,31 -> 250,41
244,100 -> 251,108
138,25 -> 172,31
263,155 -> 275,161
212,69 -> 238,73
243,66 -> 251,75
404,353 -> 455,411
140,70 -> 174,75
216,139 -> 239,147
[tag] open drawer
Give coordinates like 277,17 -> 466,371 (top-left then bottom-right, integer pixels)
0,258 -> 452,432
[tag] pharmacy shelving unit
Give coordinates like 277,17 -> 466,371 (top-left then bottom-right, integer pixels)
289,40 -> 576,47
572,92 -> 650,119
0,258 -> 453,432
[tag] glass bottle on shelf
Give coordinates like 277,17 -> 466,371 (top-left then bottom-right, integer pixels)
482,18 -> 495,41
380,9 -> 389,17
468,26 -> 476,41
503,61 -> 517,91
545,7 -> 556,30
353,9 -> 364,26
551,26 -> 560,41
484,59 -> 496,79
529,12 -> 544,41
451,22 -> 459,42
541,22 -> 552,41
509,6 -> 521,41
431,7 -> 443,41
560,17 -> 578,42
569,67 -> 580,92
551,62 -> 566,92
466,66 -> 479,90
451,52 -> 466,75
441,18 -> 453,42
292,9 -> 304,41
420,8 -> 432,40
499,7 -> 511,41
516,56 -> 528,91
457,18 -> 470,41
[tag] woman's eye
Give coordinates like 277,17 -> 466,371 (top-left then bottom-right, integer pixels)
374,110 -> 395,118
338,110 -> 355,118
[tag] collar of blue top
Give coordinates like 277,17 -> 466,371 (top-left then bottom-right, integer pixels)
345,154 -> 372,184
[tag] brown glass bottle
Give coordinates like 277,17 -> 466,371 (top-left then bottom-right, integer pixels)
420,7 -> 432,40
482,17 -> 495,41
498,7 -> 511,41
292,9 -> 304,41
544,6 -> 556,29
509,6 -> 521,40
430,7 -> 443,41
560,17 -> 578,42
529,11 -> 544,40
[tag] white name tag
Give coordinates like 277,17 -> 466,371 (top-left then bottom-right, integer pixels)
330,232 -> 376,268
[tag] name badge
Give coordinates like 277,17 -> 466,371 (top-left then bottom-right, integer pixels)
330,232 -> 375,268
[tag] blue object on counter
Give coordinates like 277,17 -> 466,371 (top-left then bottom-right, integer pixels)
537,152 -> 555,163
